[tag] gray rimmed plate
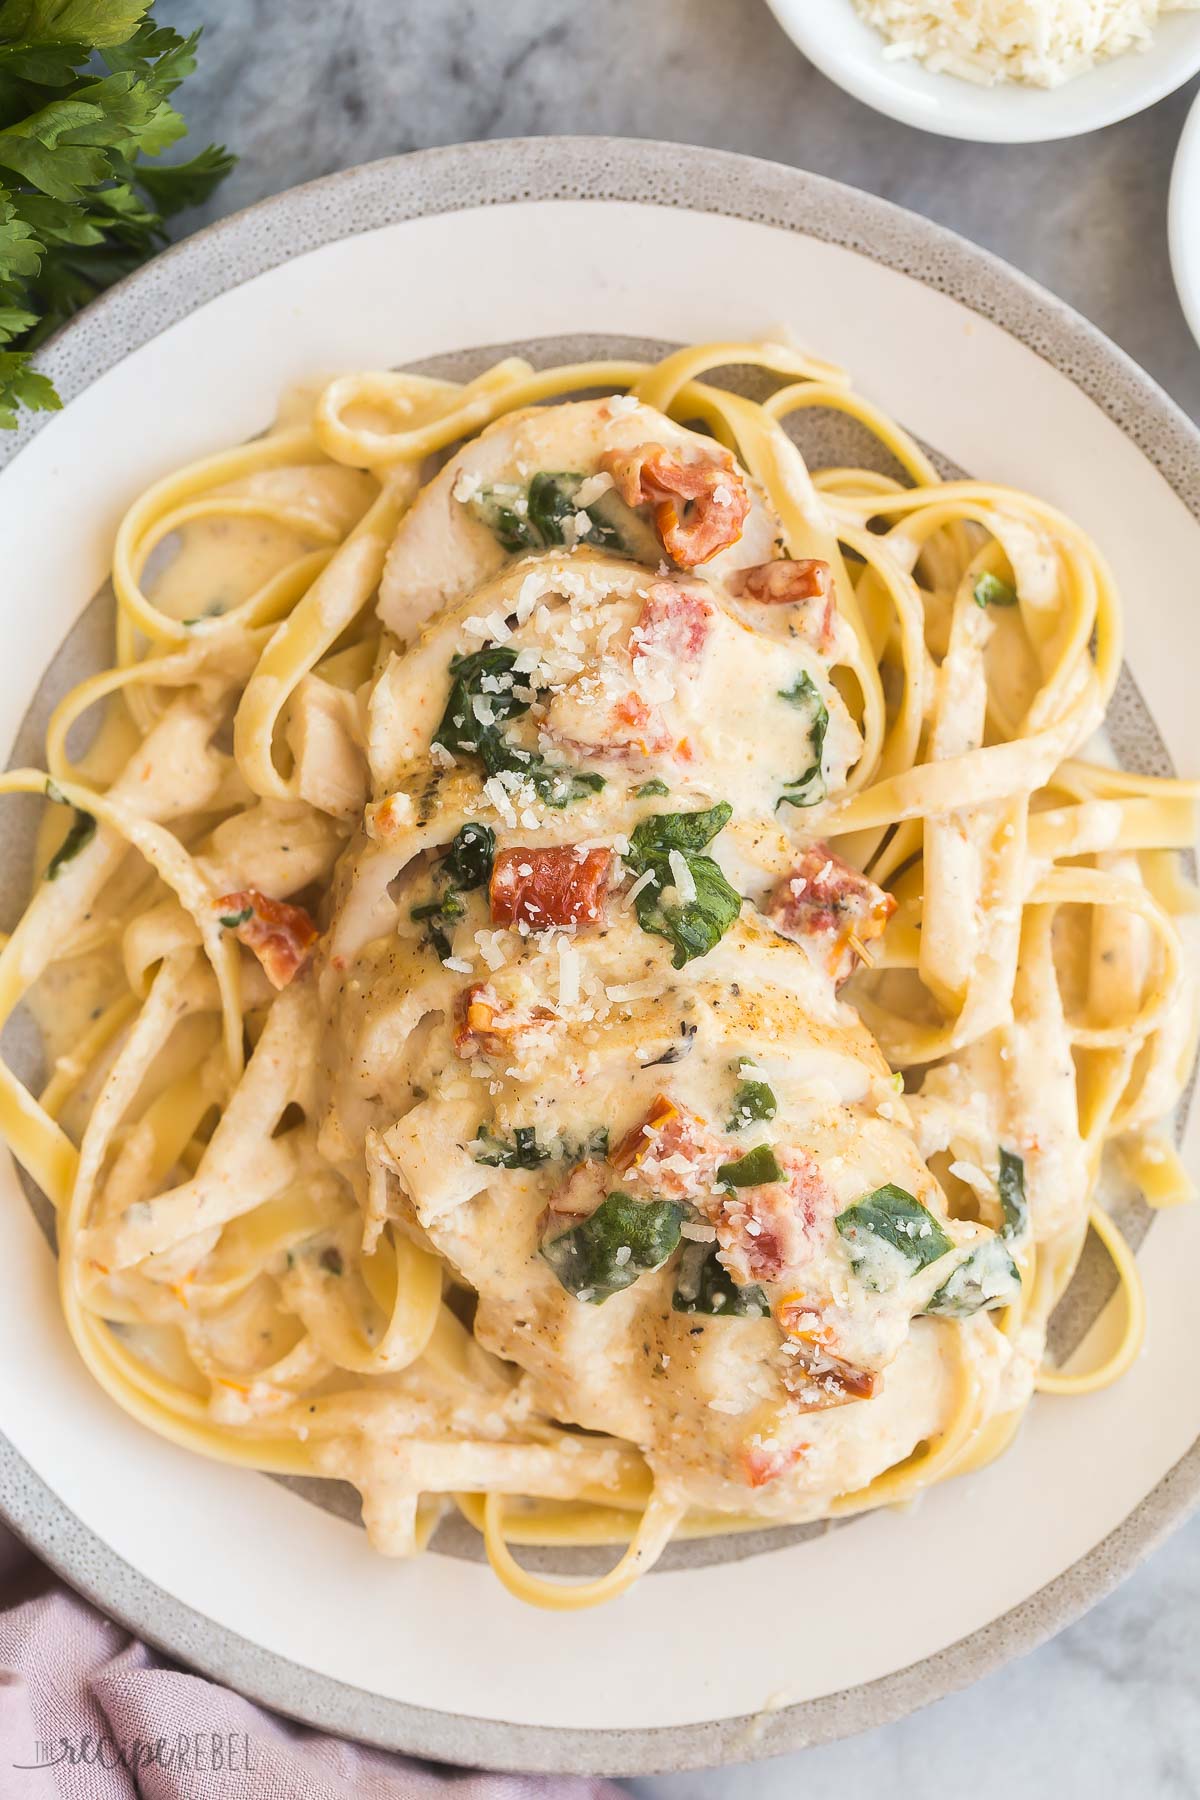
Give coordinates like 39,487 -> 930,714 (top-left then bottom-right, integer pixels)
0,139 -> 1197,1776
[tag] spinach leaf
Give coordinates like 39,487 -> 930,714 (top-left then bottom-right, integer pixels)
43,803 -> 95,879
432,647 -> 528,756
432,648 -> 604,810
728,1060 -> 777,1131
718,1144 -> 785,1188
625,803 -> 742,969
528,471 -> 627,549
635,778 -> 670,798
502,743 -> 606,809
559,1125 -> 611,1164
469,470 -> 629,554
473,1124 -> 551,1170
629,803 -> 734,859
540,1191 -> 686,1303
997,1147 -> 1028,1239
972,572 -> 1017,609
476,1123 -> 609,1168
924,1237 -> 1021,1319
672,1240 -> 770,1317
835,1183 -> 953,1290
777,671 -> 829,810
410,822 -> 495,961
468,484 -> 539,553
410,891 -> 465,925
441,821 -> 495,891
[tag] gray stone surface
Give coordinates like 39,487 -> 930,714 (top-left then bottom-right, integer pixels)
151,1 -> 1200,1789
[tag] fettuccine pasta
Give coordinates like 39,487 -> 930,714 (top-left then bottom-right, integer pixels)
2,340 -> 1196,1610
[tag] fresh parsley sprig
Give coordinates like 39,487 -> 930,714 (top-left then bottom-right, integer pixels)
0,0 -> 236,429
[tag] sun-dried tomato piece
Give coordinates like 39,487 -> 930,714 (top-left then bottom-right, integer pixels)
632,581 -> 716,665
215,889 -> 318,990
489,846 -> 611,929
766,844 -> 896,986
714,1148 -> 835,1285
610,1093 -> 724,1200
453,982 -> 557,1059
741,1437 -> 809,1488
772,1293 -> 878,1411
782,1342 -> 878,1412
601,442 -> 750,566
736,559 -> 836,649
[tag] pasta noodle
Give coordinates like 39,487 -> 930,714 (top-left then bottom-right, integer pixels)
1,340 -> 1195,1611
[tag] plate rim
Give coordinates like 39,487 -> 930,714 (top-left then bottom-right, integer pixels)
1,135 -> 1199,1774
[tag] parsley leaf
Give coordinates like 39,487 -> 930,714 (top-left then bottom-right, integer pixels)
0,349 -> 58,428
625,803 -> 742,969
0,2 -> 234,427
136,141 -> 235,215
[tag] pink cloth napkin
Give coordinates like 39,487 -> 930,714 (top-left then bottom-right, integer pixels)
0,1525 -> 622,1800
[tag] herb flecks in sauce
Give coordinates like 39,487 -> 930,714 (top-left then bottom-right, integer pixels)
973,572 -> 1018,609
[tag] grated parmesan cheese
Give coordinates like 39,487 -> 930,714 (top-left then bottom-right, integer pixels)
557,937 -> 581,1007
853,0 -> 1199,87
666,849 -> 697,905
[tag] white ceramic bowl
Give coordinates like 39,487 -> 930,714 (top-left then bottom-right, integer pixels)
1170,87 -> 1200,348
766,0 -> 1200,142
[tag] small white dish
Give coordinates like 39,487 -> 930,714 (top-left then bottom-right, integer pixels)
1170,87 -> 1200,349
766,0 -> 1200,142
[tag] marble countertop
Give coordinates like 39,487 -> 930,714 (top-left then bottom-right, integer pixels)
156,1 -> 1200,1791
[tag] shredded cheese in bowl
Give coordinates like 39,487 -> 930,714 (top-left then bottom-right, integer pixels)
853,0 -> 1200,87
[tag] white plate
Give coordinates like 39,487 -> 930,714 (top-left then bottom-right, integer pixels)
766,0 -> 1200,142
1170,87 -> 1200,348
0,140 -> 1197,1775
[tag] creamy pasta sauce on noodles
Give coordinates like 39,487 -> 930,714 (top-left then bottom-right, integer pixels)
1,341 -> 1195,1608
